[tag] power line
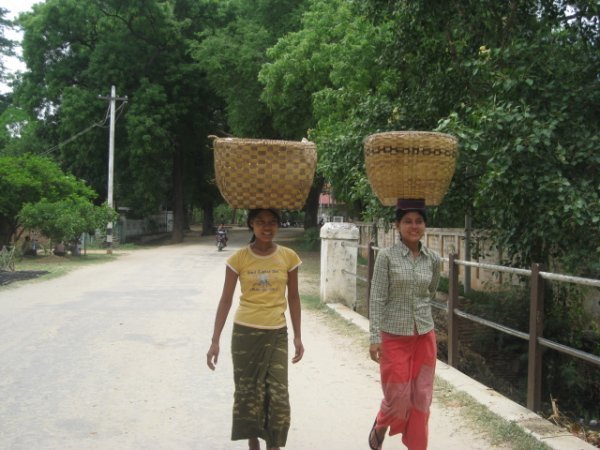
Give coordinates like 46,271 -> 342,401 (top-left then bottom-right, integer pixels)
41,120 -> 105,156
40,101 -> 127,156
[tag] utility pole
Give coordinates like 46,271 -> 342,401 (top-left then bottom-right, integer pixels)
98,86 -> 127,254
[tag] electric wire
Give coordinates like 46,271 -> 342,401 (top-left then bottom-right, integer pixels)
40,100 -> 127,156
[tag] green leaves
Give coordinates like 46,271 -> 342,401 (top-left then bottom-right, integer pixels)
19,196 -> 117,243
4,0 -> 598,274
260,0 -> 599,276
0,154 -> 102,243
11,0 -> 224,240
0,7 -> 16,82
191,0 -> 308,138
0,154 -> 93,216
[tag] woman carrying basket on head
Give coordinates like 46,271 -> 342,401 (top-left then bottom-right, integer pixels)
368,199 -> 441,450
207,208 -> 304,450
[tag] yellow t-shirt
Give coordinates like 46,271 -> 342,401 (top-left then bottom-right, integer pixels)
227,245 -> 302,329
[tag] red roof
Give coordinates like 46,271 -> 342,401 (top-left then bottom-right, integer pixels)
319,193 -> 334,205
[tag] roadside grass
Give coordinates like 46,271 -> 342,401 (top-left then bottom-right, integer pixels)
2,245 -> 146,289
10,253 -> 119,282
435,377 -> 552,450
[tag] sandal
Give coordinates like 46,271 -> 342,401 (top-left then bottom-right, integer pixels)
368,418 -> 385,450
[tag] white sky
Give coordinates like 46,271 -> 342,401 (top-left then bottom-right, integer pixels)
1,0 -> 43,93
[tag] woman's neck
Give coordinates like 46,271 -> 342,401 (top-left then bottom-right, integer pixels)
402,240 -> 420,255
251,241 -> 276,255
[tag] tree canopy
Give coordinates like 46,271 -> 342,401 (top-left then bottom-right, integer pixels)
258,0 -> 599,275
0,154 -> 103,244
1,0 -> 597,275
0,7 -> 15,84
190,0 -> 308,138
19,195 -> 117,244
14,0 -> 222,241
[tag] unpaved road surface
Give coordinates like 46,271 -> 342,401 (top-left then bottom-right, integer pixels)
0,229 -> 502,449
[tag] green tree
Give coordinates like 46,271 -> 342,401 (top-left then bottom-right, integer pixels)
15,0 -> 220,242
191,0 -> 308,138
0,104 -> 44,155
265,0 -> 599,275
259,0 -> 396,218
19,196 -> 117,244
191,0 -> 324,226
0,7 -> 15,83
429,4 -> 600,274
0,154 -> 100,244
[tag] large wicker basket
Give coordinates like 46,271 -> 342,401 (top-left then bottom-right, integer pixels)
211,136 -> 317,210
364,131 -> 458,206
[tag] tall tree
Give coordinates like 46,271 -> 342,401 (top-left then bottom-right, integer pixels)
15,0 -> 220,243
437,22 -> 599,272
259,0 -> 394,218
262,0 -> 599,275
191,0 -> 308,138
0,7 -> 15,84
191,0 -> 319,225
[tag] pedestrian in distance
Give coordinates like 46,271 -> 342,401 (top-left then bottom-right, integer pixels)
21,236 -> 37,257
207,208 -> 304,450
368,199 -> 441,450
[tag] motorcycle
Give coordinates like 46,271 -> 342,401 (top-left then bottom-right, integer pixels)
216,229 -> 228,251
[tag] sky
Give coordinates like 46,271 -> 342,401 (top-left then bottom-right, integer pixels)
1,0 -> 43,93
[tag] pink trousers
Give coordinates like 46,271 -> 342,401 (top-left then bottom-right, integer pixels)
376,330 -> 436,450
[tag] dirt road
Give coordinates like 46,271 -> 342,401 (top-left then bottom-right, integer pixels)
0,229 -> 504,449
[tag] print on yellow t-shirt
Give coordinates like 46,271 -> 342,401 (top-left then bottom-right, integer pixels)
227,245 -> 302,329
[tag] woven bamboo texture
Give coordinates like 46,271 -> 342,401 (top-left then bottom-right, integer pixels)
364,131 -> 458,206
212,137 -> 317,210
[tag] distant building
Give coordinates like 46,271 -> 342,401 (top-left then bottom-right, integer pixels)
318,184 -> 346,223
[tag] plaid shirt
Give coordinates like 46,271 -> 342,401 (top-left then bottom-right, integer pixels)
369,240 -> 441,344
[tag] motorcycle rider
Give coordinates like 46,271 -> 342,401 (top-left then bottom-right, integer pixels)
216,222 -> 228,248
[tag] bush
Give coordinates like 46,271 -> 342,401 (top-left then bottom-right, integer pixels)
301,227 -> 320,251
441,282 -> 600,422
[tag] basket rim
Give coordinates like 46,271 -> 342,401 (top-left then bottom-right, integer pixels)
363,130 -> 458,144
209,135 -> 316,147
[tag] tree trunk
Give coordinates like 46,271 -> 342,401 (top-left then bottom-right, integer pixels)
0,216 -> 18,246
0,218 -> 10,246
171,144 -> 185,243
303,175 -> 324,229
202,202 -> 214,236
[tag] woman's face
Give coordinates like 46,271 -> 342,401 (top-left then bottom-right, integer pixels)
396,211 -> 426,245
250,210 -> 279,243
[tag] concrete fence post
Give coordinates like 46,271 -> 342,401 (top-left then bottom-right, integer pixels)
320,222 -> 359,307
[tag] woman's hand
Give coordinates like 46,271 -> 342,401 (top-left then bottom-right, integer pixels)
369,343 -> 382,363
206,342 -> 220,370
292,337 -> 304,363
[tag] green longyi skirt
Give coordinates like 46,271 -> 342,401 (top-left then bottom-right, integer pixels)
231,323 -> 290,448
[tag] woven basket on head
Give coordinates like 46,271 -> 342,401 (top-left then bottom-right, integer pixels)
211,136 -> 317,210
364,131 -> 459,206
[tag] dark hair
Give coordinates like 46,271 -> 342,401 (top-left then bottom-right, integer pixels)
247,209 -> 281,243
395,208 -> 427,224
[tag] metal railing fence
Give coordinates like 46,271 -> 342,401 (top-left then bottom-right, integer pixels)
341,241 -> 600,413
